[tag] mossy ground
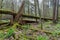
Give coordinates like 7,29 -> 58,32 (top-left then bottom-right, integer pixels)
0,21 -> 60,40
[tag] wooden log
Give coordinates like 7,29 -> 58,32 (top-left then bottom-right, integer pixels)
0,9 -> 16,16
0,22 -> 10,25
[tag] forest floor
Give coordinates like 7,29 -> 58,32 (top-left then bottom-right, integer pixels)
0,21 -> 60,40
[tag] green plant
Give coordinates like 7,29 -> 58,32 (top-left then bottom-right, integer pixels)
37,35 -> 49,40
4,28 -> 14,38
0,33 -> 4,38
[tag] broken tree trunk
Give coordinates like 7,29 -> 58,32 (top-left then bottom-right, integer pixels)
14,1 -> 25,24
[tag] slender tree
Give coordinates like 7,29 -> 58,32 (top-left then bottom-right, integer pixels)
53,0 -> 59,23
0,0 -> 3,8
0,0 -> 3,19
36,0 -> 43,29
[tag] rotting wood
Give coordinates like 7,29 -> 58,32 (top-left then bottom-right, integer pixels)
0,9 -> 16,15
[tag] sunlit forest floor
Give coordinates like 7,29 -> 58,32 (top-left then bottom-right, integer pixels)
0,20 -> 60,40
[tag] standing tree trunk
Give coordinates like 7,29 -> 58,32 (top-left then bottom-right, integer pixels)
36,0 -> 43,29
0,0 -> 3,8
0,0 -> 3,20
53,0 -> 59,23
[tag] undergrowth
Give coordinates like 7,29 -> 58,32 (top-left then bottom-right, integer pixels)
0,21 -> 60,40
